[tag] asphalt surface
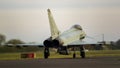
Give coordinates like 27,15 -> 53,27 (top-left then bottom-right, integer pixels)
0,57 -> 120,68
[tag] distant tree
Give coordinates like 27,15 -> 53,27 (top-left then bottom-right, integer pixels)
0,34 -> 6,45
115,39 -> 120,49
6,39 -> 25,45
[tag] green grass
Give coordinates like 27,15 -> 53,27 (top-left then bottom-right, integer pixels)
0,50 -> 120,60
0,46 -> 43,53
86,50 -> 120,57
0,53 -> 20,60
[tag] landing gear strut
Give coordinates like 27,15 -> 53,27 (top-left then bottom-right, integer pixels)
73,47 -> 76,58
44,47 -> 50,59
80,46 -> 85,58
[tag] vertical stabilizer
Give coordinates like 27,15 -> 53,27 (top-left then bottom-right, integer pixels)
47,9 -> 60,40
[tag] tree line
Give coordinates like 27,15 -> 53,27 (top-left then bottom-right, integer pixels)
111,39 -> 120,49
0,34 -> 25,46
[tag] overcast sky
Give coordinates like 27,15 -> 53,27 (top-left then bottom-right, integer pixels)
0,0 -> 120,43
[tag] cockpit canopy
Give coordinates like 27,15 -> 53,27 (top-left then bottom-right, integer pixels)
72,24 -> 82,30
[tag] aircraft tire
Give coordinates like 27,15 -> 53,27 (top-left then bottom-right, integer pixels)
81,52 -> 85,58
73,53 -> 76,58
44,48 -> 50,59
44,52 -> 48,59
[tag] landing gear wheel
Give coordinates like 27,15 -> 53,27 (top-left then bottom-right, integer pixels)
44,47 -> 50,59
73,53 -> 76,58
73,47 -> 76,58
80,46 -> 85,58
80,52 -> 85,58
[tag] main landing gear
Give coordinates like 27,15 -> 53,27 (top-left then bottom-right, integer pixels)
44,47 -> 50,59
80,46 -> 85,58
72,46 -> 85,59
44,46 -> 85,59
73,47 -> 76,58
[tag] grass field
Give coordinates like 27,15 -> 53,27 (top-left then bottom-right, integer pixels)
0,50 -> 120,60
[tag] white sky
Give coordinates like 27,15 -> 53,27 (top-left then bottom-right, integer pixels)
0,0 -> 120,43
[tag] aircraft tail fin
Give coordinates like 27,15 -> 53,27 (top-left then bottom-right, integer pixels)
47,9 -> 60,39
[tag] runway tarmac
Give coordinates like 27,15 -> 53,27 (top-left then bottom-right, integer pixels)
0,57 -> 119,68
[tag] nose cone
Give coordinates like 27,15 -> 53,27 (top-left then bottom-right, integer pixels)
72,24 -> 82,30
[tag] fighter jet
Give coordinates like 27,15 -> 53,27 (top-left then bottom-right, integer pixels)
6,9 -> 88,59
43,9 -> 86,59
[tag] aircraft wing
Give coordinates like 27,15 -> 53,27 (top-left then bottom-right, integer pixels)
67,40 -> 102,47
6,43 -> 44,47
